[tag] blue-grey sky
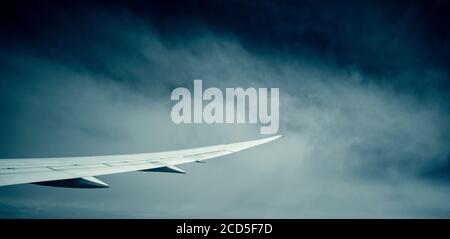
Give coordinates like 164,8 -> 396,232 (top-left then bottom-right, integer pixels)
0,0 -> 449,218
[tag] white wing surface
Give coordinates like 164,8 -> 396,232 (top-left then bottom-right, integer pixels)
0,135 -> 282,188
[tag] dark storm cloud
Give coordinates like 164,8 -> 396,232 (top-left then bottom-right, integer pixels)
2,0 -> 449,88
0,0 -> 449,218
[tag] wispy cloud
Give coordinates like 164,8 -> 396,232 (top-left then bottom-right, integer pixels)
0,0 -> 449,218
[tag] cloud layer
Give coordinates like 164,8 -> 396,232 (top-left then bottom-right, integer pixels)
0,0 -> 449,218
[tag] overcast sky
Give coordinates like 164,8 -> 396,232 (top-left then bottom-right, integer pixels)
0,0 -> 449,218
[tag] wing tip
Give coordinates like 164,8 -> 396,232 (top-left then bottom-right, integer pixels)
261,134 -> 283,144
272,134 -> 283,140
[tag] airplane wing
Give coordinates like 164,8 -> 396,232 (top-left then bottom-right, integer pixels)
0,135 -> 282,188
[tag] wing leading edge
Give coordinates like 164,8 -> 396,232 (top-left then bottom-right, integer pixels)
0,135 -> 282,188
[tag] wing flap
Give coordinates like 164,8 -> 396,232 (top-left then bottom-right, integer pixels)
141,165 -> 186,174
33,176 -> 109,188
